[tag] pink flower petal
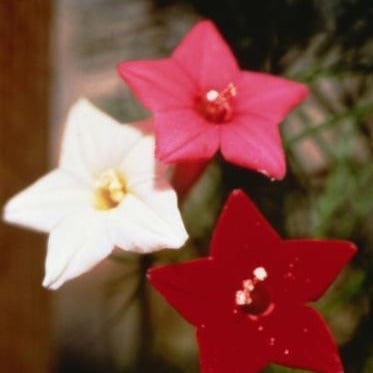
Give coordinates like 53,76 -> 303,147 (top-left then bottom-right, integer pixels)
235,71 -> 308,123
172,20 -> 240,90
220,114 -> 286,179
155,110 -> 220,163
118,20 -> 308,173
117,58 -> 196,111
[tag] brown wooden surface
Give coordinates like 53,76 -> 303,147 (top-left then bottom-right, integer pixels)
0,1 -> 52,371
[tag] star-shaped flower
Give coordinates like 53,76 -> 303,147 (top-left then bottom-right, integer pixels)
118,20 -> 308,180
3,99 -> 188,289
148,190 -> 356,372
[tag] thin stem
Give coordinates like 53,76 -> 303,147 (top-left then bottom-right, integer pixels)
135,254 -> 154,371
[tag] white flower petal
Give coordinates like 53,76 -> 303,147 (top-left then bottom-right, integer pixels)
119,135 -> 164,187
60,99 -> 144,182
4,101 -> 187,290
43,211 -> 113,289
3,169 -> 91,233
131,184 -> 188,246
109,193 -> 188,253
117,134 -> 188,251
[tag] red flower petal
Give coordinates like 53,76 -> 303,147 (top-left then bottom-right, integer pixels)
154,110 -> 220,162
266,306 -> 343,373
210,190 -> 280,267
274,239 -> 357,303
220,114 -> 286,179
197,320 -> 268,373
148,190 -> 355,372
172,20 -> 239,90
172,161 -> 209,200
117,58 -> 196,111
235,71 -> 308,123
148,259 -> 228,326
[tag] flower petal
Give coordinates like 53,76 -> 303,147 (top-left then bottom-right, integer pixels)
266,305 -> 343,373
60,99 -> 143,181
197,320 -> 268,373
108,193 -> 187,253
155,110 -> 220,163
235,71 -> 308,123
3,169 -> 91,233
220,114 -> 286,179
172,161 -> 209,199
128,185 -> 188,246
148,189 -> 353,373
275,239 -> 356,303
119,135 -> 163,187
172,20 -> 239,90
43,211 -> 112,289
118,135 -> 188,244
118,58 -> 196,111
148,260 -> 221,326
211,190 -> 280,267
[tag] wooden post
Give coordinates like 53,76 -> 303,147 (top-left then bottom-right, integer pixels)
0,1 -> 52,371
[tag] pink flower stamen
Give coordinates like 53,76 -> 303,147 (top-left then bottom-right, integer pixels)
197,83 -> 236,123
235,266 -> 272,316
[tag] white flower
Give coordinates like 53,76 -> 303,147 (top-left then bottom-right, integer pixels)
3,99 -> 188,289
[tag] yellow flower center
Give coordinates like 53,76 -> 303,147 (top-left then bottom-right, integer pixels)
94,169 -> 127,210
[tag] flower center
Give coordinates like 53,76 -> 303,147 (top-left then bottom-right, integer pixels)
94,169 -> 127,210
196,83 -> 236,123
235,266 -> 272,317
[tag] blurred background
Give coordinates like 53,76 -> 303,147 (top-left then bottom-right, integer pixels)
1,0 -> 372,372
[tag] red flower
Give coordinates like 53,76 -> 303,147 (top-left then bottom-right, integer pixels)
148,190 -> 356,372
118,21 -> 308,180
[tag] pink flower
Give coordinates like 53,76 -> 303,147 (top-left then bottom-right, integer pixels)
118,20 -> 308,179
148,190 -> 356,372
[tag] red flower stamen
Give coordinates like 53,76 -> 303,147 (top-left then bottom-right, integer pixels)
235,266 -> 273,317
197,83 -> 236,123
